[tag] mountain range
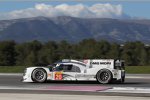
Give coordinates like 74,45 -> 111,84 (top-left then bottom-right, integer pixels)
0,16 -> 150,44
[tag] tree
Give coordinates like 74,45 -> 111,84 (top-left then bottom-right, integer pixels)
77,39 -> 97,59
140,48 -> 148,65
147,46 -> 150,65
0,41 -> 16,66
16,40 -> 42,66
38,41 -> 58,65
0,40 -> 149,66
121,42 -> 136,66
94,40 -> 110,59
25,51 -> 37,66
57,40 -> 74,59
134,42 -> 148,65
15,43 -> 29,65
108,43 -> 120,59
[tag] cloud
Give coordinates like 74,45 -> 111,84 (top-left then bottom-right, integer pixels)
0,3 -> 129,20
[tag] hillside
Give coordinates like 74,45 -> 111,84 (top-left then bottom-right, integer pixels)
0,16 -> 150,43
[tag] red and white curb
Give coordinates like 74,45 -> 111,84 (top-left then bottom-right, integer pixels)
42,86 -> 112,91
0,86 -> 111,92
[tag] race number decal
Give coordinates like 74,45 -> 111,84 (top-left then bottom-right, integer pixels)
55,72 -> 62,80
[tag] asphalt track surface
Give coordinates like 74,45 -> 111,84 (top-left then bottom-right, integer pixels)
0,74 -> 150,87
0,74 -> 150,97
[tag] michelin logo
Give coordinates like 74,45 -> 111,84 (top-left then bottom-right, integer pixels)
90,62 -> 111,65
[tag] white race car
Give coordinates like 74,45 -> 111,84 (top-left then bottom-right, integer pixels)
22,59 -> 125,84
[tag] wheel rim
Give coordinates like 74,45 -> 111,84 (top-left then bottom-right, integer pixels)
35,70 -> 45,81
100,72 -> 109,82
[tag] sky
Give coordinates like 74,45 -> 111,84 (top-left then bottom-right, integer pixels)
0,0 -> 150,20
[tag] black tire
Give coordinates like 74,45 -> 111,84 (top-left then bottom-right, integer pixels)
121,75 -> 125,83
118,71 -> 125,83
96,69 -> 112,84
31,68 -> 47,83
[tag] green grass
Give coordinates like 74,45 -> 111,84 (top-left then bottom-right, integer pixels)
0,66 -> 150,74
0,66 -> 27,73
126,66 -> 150,74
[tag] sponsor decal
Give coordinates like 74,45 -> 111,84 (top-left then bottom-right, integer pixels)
90,62 -> 99,65
90,62 -> 111,65
76,74 -> 94,78
100,62 -> 111,65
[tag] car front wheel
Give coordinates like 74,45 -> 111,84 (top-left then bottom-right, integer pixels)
31,68 -> 47,83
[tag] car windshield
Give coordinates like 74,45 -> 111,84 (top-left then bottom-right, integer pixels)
53,64 -> 63,71
47,64 -> 56,71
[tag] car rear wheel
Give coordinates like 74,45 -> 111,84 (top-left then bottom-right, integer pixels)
32,68 -> 47,83
96,69 -> 112,84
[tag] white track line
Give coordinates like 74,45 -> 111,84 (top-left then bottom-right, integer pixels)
0,73 -> 22,76
0,86 -> 46,90
104,87 -> 150,93
126,76 -> 150,79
